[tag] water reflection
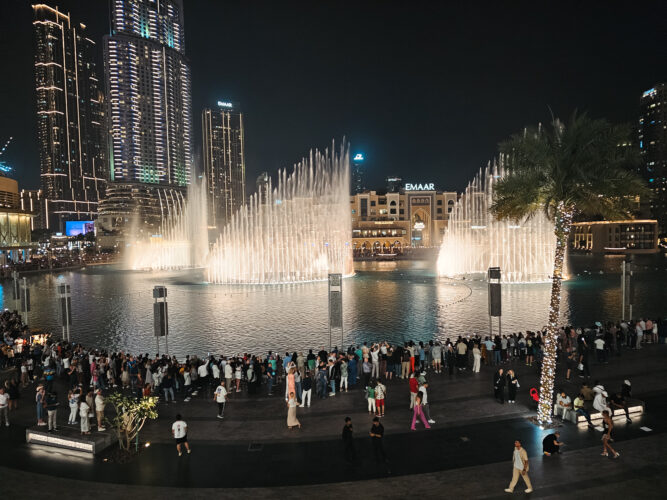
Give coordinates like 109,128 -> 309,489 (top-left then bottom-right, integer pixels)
1,255 -> 664,358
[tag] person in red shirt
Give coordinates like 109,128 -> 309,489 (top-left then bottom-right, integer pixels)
409,372 -> 419,409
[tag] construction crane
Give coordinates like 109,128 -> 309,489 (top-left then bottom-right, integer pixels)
0,136 -> 14,175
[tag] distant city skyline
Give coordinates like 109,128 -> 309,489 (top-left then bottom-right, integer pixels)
0,1 -> 664,194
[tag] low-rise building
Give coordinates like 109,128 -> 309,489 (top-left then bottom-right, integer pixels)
570,220 -> 659,254
350,184 -> 457,256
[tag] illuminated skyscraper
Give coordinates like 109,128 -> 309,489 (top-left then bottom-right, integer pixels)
202,102 -> 246,228
101,0 -> 193,229
256,171 -> 270,205
351,152 -> 365,194
639,83 -> 667,229
32,4 -> 107,230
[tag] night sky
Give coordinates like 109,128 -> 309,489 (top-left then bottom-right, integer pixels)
0,0 -> 664,193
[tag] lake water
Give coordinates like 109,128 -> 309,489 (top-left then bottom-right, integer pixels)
2,254 -> 665,358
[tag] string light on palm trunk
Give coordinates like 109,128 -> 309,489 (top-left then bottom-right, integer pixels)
537,202 -> 574,423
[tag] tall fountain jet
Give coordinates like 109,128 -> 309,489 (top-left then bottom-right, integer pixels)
126,180 -> 209,271
207,144 -> 353,284
437,160 -> 556,283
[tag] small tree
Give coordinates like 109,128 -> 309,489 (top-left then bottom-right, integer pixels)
107,393 -> 159,451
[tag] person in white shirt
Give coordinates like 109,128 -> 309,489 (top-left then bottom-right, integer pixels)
213,381 -> 227,419
636,322 -> 644,349
0,387 -> 9,426
94,390 -> 106,431
67,389 -> 80,425
594,337 -> 605,363
197,362 -> 209,394
554,391 -> 572,420
420,383 -> 435,424
171,414 -> 191,456
79,399 -> 91,435
224,362 -> 233,393
593,391 -> 610,415
183,369 -> 192,401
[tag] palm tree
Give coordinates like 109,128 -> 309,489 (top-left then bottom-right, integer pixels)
491,113 -> 648,423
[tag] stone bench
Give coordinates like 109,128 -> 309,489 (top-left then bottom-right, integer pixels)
567,399 -> 644,425
26,425 -> 114,457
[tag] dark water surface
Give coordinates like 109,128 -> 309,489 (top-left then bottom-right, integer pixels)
2,254 -> 665,357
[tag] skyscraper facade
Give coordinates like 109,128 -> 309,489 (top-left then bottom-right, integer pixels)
100,0 -> 193,231
33,4 -> 107,230
202,102 -> 246,229
639,83 -> 667,230
256,171 -> 270,205
351,152 -> 365,194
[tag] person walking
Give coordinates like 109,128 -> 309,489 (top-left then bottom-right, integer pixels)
411,392 -> 431,430
494,368 -> 505,404
601,410 -> 620,458
171,414 -> 191,456
286,391 -> 301,429
342,416 -> 355,464
213,380 -> 227,419
420,382 -> 435,424
504,440 -> 533,493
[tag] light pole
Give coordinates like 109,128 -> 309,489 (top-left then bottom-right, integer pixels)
58,283 -> 72,342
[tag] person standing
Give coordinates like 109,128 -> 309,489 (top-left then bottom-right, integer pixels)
472,344 -> 481,373
375,380 -> 386,417
35,386 -> 46,426
0,387 -> 9,427
369,416 -> 388,465
79,397 -> 91,435
300,372 -> 312,407
504,440 -> 533,493
494,368 -> 505,404
213,380 -> 227,419
286,391 -> 301,429
506,370 -> 518,403
171,414 -> 191,456
340,358 -> 349,393
67,389 -> 79,425
409,372 -> 419,409
342,416 -> 355,464
94,390 -> 106,431
366,384 -> 376,415
45,391 -> 59,432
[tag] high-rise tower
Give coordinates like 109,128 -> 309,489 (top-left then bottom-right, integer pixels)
100,0 -> 193,231
639,84 -> 667,230
202,101 -> 246,229
33,4 -> 107,230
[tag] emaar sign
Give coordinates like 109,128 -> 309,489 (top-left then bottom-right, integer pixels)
405,183 -> 435,191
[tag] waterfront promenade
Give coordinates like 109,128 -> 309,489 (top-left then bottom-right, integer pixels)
1,343 -> 666,498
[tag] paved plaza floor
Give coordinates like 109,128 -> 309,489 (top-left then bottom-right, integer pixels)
1,344 -> 666,498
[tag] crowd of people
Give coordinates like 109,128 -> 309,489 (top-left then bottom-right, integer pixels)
0,313 -> 663,464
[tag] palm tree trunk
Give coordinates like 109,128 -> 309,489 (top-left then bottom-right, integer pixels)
537,204 -> 574,423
